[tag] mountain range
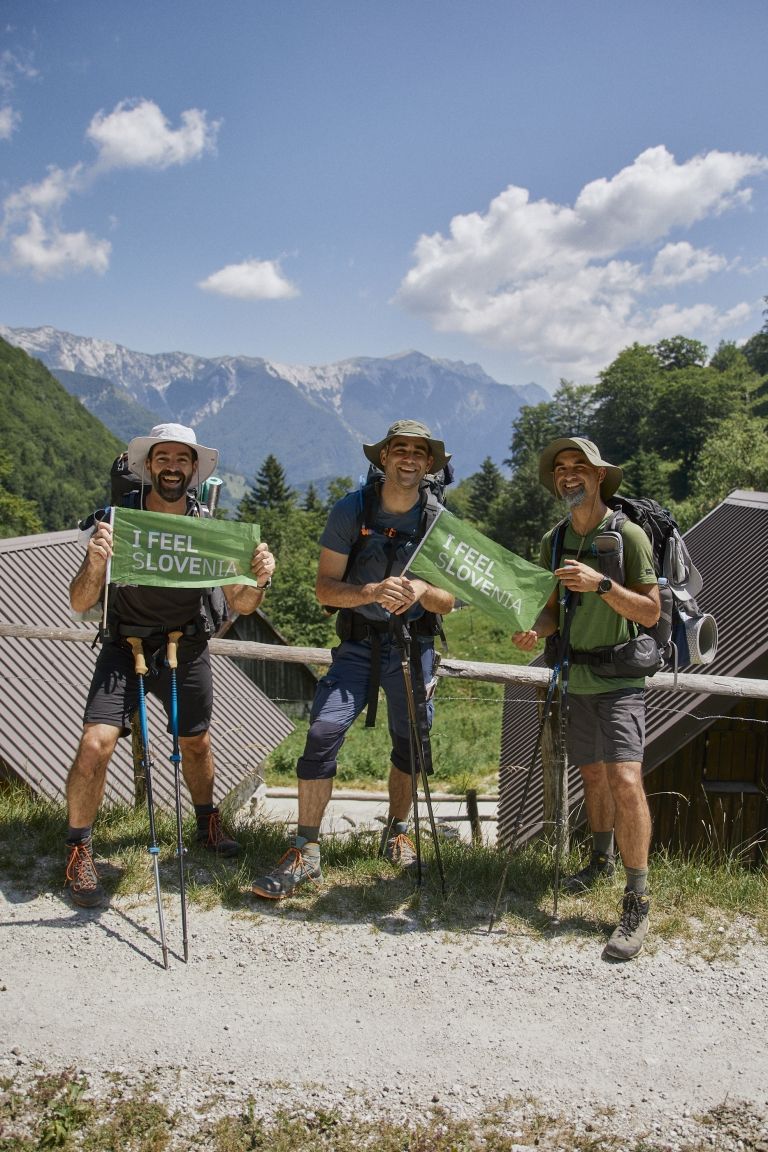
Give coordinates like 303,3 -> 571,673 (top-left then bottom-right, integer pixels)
1,325 -> 548,494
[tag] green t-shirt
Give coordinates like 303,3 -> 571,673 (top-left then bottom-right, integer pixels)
540,513 -> 657,694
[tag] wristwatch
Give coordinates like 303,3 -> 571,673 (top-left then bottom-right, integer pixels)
257,578 -> 271,591
596,576 -> 613,596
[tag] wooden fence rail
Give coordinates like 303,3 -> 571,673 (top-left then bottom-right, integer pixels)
2,620 -> 767,700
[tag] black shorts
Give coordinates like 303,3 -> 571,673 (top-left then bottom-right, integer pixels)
83,640 -> 213,737
566,688 -> 646,766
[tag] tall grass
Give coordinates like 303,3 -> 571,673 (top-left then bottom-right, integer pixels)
2,777 -> 766,949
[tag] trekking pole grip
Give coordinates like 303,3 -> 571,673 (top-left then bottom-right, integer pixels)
126,637 -> 148,676
167,630 -> 183,670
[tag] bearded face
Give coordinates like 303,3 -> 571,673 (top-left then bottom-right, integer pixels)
146,443 -> 197,502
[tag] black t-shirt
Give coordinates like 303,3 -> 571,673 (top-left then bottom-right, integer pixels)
107,491 -> 207,633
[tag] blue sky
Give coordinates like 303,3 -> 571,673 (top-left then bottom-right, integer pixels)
1,0 -> 767,390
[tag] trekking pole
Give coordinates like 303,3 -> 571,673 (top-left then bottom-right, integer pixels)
393,619 -> 446,897
166,630 -> 189,963
549,679 -> 569,926
408,721 -> 424,885
487,664 -> 559,934
126,637 -> 169,970
487,590 -> 578,934
549,592 -> 576,927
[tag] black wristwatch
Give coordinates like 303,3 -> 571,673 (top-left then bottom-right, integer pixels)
596,576 -> 613,596
257,578 -> 271,591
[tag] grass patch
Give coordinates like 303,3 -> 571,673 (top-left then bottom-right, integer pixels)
2,1069 -> 766,1151
2,779 -> 766,952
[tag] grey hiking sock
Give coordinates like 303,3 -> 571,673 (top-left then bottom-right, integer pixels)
67,826 -> 92,845
624,866 -> 648,895
592,831 -> 615,857
297,825 -> 320,844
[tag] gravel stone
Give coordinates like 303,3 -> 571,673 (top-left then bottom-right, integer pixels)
1,885 -> 767,1149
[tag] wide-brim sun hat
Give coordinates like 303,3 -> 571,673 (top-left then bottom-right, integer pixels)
363,419 -> 451,473
127,423 -> 219,485
539,436 -> 623,500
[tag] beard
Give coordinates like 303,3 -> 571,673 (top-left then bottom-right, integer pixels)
561,485 -> 587,509
153,471 -> 189,501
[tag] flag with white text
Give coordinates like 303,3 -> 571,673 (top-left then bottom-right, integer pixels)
110,508 -> 260,588
409,507 -> 556,632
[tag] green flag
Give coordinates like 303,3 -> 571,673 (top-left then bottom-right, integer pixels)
409,507 -> 556,632
110,507 -> 260,589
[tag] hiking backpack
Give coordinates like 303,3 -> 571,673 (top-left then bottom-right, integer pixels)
327,460 -> 454,641
551,495 -> 718,673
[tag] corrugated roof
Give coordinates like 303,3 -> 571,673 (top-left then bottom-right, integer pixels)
499,490 -> 768,844
0,529 -> 293,812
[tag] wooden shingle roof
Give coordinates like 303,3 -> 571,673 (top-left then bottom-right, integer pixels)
499,490 -> 768,844
0,529 -> 293,812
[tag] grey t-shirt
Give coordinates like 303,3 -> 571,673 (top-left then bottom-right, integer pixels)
320,490 -> 425,624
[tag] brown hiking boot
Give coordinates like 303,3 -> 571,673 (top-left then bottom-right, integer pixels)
383,832 -> 419,871
197,809 -> 239,857
65,841 -> 104,908
251,842 -> 322,899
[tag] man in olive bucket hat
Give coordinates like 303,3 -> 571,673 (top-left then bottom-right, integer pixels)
512,437 -> 660,960
252,420 -> 455,899
64,424 -> 276,907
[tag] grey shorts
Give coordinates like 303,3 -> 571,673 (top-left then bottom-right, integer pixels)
566,688 -> 646,766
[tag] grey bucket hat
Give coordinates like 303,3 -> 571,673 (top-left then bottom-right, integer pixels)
539,436 -> 623,500
127,423 -> 219,485
363,419 -> 451,473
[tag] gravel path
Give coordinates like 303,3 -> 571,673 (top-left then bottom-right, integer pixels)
2,883 -> 767,1149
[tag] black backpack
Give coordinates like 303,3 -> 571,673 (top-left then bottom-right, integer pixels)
328,461 -> 454,641
551,495 -> 717,673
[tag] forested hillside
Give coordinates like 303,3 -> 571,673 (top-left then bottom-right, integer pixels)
0,338 -> 123,536
453,312 -> 768,560
52,368 -> 162,443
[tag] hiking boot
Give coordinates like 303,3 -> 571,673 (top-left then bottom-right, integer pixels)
197,809 -> 239,858
65,841 -> 104,908
382,830 -> 420,871
561,851 -> 615,893
251,842 -> 322,900
603,890 -> 651,961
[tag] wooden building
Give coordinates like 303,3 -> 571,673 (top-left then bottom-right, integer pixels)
0,529 -> 295,813
223,610 -> 318,719
499,490 -> 768,863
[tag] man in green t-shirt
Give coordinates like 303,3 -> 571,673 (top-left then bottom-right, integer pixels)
512,437 -> 660,960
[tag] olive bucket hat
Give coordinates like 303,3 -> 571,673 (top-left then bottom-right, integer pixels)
363,419 -> 451,473
539,436 -> 623,500
127,423 -> 219,485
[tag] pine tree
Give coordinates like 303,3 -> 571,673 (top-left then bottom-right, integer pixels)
467,457 -> 503,524
237,454 -> 295,521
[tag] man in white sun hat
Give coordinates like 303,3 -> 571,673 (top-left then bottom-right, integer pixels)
64,423 -> 275,908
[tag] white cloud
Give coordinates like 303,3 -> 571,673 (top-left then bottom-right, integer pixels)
398,146 -> 768,380
0,105 -> 20,141
649,242 -> 727,288
87,98 -> 220,170
0,48 -> 39,91
9,212 -> 111,278
3,164 -> 85,220
0,46 -> 38,142
198,259 -> 300,301
2,97 -> 219,279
